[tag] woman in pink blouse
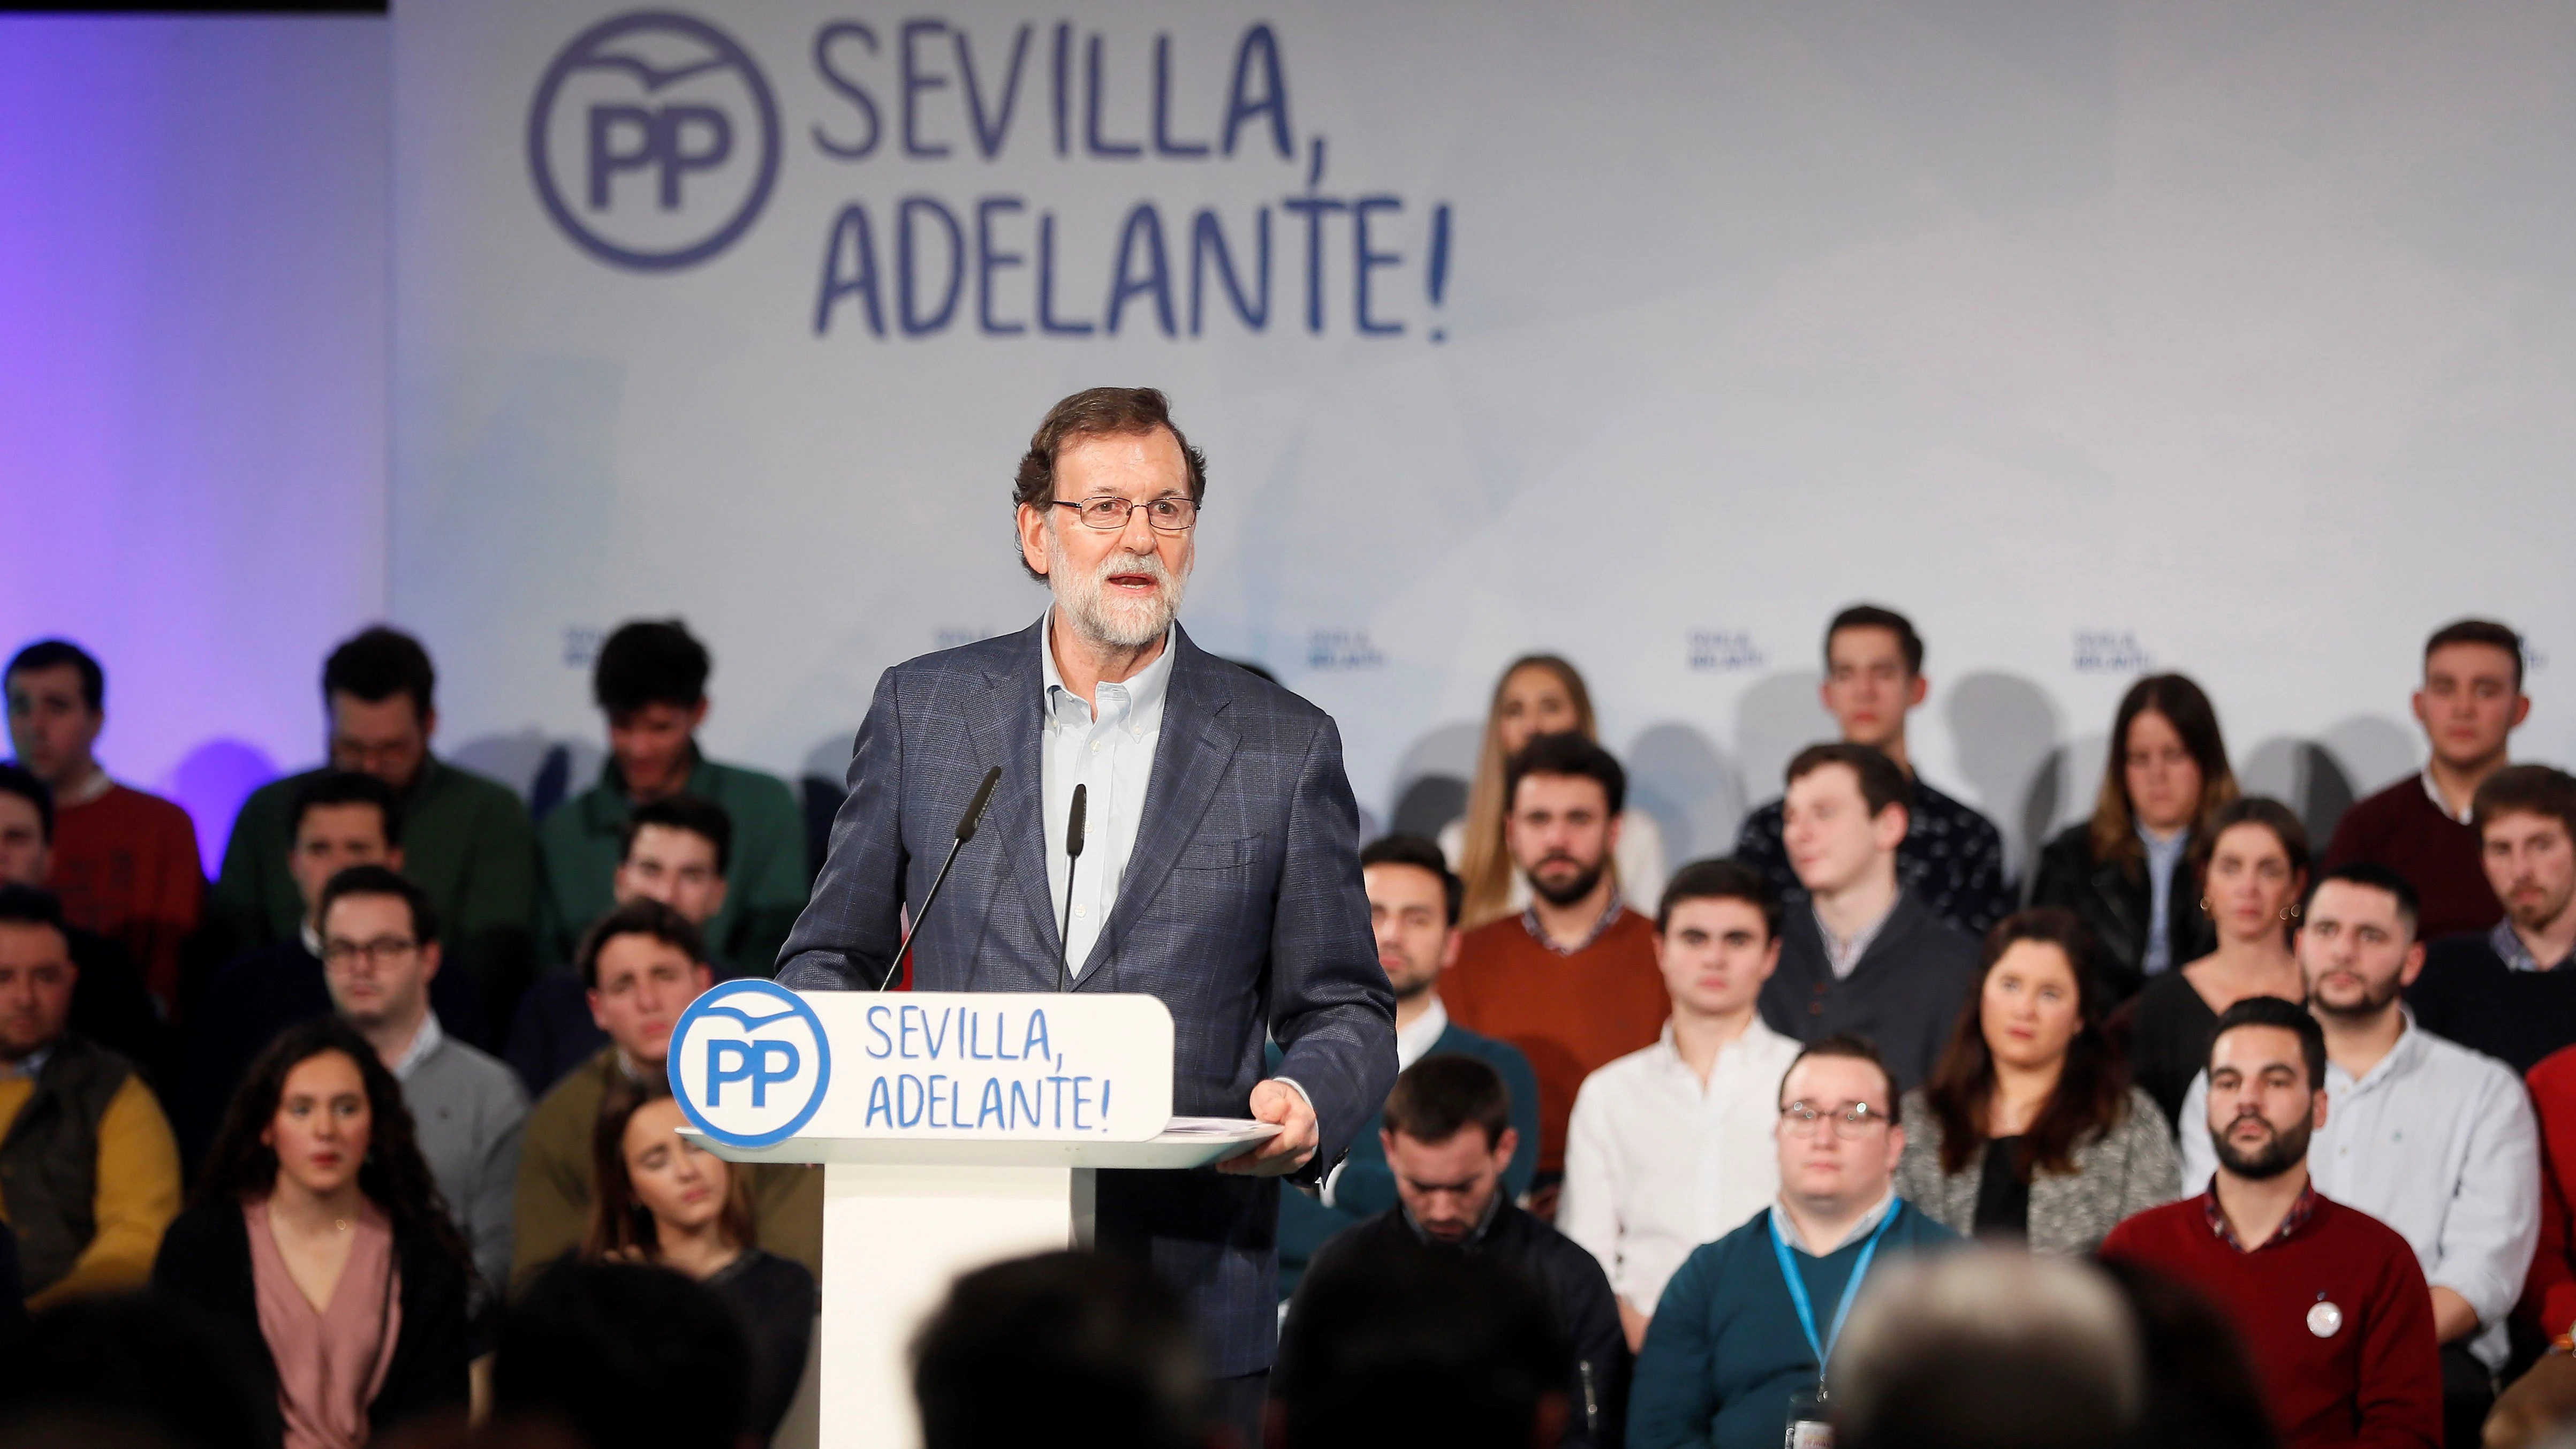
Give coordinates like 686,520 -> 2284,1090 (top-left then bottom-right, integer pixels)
153,1017 -> 472,1448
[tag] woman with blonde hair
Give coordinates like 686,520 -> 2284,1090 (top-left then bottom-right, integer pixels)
1439,655 -> 1666,928
2031,673 -> 2238,1002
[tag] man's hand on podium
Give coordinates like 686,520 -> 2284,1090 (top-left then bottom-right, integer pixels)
1216,1079 -> 1319,1177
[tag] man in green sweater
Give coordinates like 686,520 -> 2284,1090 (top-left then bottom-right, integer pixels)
510,897 -> 819,1289
211,627 -> 537,1022
537,620 -> 806,977
1628,1035 -> 1956,1449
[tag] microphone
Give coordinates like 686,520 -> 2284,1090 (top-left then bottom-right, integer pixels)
879,765 -> 1002,990
1056,784 -> 1087,993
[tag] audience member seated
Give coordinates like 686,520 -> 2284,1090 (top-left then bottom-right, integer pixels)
1275,833 -> 1537,1300
0,765 -> 165,1077
1731,605 -> 2011,938
2408,764 -> 2576,1073
1295,1054 -> 1628,1447
151,1018 -> 473,1445
584,1075 -> 814,1442
1446,733 -> 1669,1207
212,626 -> 538,1014
914,1249 -> 1213,1449
2115,797 -> 2310,1126
2093,1257 -> 2281,1449
0,885 -> 179,1309
1755,745 -> 1979,1091
2101,997 -> 2442,1448
493,1258 -> 752,1449
0,1291 -> 272,1449
179,771 -> 486,1165
1627,1035 -> 1957,1449
2325,619 -> 2528,941
2504,1042 -> 2576,1449
536,619 -> 806,979
1894,908 -> 2177,1253
1439,654 -> 1667,929
506,793 -> 735,1099
5,640 -> 202,1013
2179,866 -> 2537,1447
314,864 -> 526,1298
1829,1248 -> 2146,1449
1560,859 -> 1802,1351
512,900 -> 820,1292
1276,1239 -> 1570,1449
2031,672 -> 2234,996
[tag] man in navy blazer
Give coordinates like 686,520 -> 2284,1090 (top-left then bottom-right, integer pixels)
776,387 -> 1397,1421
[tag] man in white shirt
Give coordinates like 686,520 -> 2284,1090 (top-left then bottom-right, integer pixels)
1560,859 -> 1803,1351
1276,834 -> 1538,1299
2180,861 -> 2538,1447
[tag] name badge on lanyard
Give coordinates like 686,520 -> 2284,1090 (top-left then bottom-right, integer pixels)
1770,1204 -> 1903,1449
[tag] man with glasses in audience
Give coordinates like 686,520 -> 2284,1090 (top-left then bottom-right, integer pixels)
1627,1035 -> 1955,1449
313,863 -> 526,1294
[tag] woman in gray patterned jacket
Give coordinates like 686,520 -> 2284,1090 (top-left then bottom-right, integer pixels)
1895,908 -> 2179,1256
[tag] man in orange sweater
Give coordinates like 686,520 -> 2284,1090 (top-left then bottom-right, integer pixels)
1445,732 -> 1666,1211
6,641 -> 202,1012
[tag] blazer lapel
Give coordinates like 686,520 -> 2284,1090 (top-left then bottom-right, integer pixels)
961,623 -> 1061,967
1089,629 -> 1238,988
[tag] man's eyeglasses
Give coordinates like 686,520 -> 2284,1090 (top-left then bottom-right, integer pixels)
1051,496 -> 1199,533
1778,1100 -> 1888,1140
322,936 -> 419,968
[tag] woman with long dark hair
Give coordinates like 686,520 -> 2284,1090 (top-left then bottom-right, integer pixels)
2113,797 -> 2310,1127
586,1075 -> 814,1443
1894,909 -> 2178,1254
151,1016 -> 472,1448
2031,673 -> 2239,998
1438,654 -> 1666,929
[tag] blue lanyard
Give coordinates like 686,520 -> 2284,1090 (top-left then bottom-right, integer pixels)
1768,1201 -> 1901,1379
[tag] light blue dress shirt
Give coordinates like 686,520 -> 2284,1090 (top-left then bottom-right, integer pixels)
1039,611 -> 1175,978
2139,824 -> 2189,976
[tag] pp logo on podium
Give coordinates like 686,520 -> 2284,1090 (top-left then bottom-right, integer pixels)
669,979 -> 831,1149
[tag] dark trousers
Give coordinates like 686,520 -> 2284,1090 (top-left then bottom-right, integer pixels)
1211,1369 -> 1269,1449
2444,1340 -> 2495,1449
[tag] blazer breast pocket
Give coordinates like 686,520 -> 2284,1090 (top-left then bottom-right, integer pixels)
1173,836 -> 1256,871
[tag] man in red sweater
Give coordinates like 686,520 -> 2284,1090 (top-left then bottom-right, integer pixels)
5,640 -> 202,1010
1446,732 -> 1666,1210
2324,620 -> 2527,942
2101,996 -> 2442,1448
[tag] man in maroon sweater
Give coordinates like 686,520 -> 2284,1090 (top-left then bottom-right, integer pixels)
2324,620 -> 2528,942
2101,996 -> 2442,1448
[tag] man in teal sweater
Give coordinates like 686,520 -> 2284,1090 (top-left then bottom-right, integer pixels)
1275,834 -> 1538,1299
1628,1034 -> 1956,1449
212,627 -> 536,1018
536,620 -> 805,977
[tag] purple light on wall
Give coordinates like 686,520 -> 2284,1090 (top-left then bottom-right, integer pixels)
0,16 -> 390,873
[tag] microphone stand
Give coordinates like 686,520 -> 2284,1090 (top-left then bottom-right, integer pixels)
1056,784 -> 1087,992
878,766 -> 1001,990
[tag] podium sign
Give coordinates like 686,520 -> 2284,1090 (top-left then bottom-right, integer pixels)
670,982 -> 1260,1449
670,983 -> 1177,1149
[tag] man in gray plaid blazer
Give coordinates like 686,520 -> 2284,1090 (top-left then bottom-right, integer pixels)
777,387 -> 1397,1417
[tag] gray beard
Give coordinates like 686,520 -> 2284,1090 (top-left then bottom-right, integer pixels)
1047,529 -> 1186,649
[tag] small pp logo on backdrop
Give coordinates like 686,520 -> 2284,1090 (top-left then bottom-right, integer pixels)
669,978 -> 831,1149
527,10 -> 781,270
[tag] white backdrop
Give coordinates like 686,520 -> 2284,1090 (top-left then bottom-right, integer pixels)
393,0 -> 2576,879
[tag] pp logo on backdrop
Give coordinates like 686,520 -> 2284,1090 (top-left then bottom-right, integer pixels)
527,10 -> 781,270
669,979 -> 830,1149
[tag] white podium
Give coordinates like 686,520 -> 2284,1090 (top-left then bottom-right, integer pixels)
668,981 -> 1272,1449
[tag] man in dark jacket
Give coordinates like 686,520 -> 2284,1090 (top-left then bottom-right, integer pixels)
1295,1054 -> 1628,1447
